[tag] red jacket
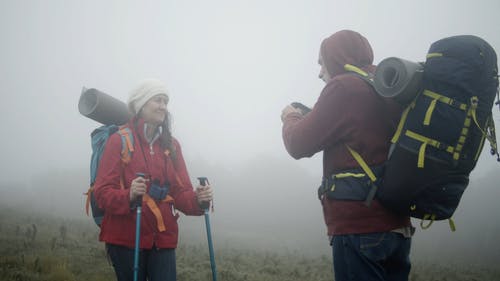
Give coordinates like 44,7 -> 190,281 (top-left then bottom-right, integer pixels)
282,30 -> 410,236
94,118 -> 204,249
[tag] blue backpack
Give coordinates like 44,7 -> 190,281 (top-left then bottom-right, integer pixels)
377,35 -> 499,229
85,125 -> 134,226
323,35 -> 499,230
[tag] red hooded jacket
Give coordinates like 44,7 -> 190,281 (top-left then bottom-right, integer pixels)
282,30 -> 410,235
94,118 -> 204,249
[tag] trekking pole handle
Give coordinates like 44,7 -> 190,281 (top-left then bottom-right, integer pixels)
197,177 -> 211,211
134,172 -> 147,207
197,177 -> 209,186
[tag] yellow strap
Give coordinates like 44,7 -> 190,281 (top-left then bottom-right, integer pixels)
410,205 -> 416,211
474,115 -> 497,161
424,98 -> 438,125
426,53 -> 443,59
422,90 -> 468,110
469,97 -> 498,152
329,173 -> 369,192
345,145 -> 377,182
448,218 -> 456,232
489,117 -> 499,151
420,214 -> 436,229
471,105 -> 490,141
335,173 -> 366,178
405,130 -> 455,153
405,130 -> 455,167
344,64 -> 368,78
418,143 -> 427,168
391,104 -> 413,143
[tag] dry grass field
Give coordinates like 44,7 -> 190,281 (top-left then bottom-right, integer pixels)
1,207 -> 499,281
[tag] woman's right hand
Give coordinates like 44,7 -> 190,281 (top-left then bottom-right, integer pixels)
130,176 -> 148,202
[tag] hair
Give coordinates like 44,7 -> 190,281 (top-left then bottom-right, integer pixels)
160,112 -> 176,159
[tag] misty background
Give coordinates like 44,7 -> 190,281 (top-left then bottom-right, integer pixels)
1,0 -> 500,268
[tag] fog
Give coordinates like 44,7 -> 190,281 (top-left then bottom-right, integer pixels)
1,0 -> 500,266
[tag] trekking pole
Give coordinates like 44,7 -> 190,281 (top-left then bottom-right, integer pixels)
198,177 -> 217,281
133,173 -> 145,281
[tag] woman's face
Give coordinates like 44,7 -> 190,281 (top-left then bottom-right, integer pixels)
140,94 -> 168,125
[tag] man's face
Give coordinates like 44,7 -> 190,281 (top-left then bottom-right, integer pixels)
318,51 -> 331,83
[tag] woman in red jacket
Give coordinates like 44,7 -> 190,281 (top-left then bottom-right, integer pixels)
94,78 -> 213,281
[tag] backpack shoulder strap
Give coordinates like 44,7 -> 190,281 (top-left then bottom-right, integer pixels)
342,64 -> 381,206
117,126 -> 134,164
90,125 -> 119,185
344,64 -> 375,86
345,144 -> 378,206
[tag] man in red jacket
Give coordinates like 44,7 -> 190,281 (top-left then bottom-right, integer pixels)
281,30 -> 413,281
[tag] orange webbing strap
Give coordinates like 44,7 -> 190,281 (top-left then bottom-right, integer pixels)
118,127 -> 134,163
143,194 -> 175,232
85,177 -> 126,217
84,186 -> 93,216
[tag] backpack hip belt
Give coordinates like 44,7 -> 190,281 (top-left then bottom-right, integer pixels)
317,147 -> 383,207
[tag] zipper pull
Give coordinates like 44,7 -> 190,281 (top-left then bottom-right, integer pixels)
150,144 -> 154,155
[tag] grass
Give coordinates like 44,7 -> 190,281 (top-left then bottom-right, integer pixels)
1,207 -> 499,281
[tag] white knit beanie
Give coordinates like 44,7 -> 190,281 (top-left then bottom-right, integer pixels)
127,78 -> 170,115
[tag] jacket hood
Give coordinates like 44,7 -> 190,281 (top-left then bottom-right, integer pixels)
320,30 -> 374,78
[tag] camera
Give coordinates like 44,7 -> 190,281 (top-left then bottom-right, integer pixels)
291,102 -> 312,114
149,179 -> 170,201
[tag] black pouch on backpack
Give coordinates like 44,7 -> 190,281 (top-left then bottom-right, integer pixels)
318,166 -> 384,201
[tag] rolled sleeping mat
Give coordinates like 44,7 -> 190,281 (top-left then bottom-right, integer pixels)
373,57 -> 424,105
78,87 -> 132,125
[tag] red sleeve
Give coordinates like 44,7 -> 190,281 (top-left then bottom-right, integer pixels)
282,80 -> 356,159
93,133 -> 132,215
169,139 -> 204,216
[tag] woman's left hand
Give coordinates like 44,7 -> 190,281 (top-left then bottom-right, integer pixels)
196,184 -> 213,206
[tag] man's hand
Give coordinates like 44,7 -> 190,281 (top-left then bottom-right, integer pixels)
281,104 -> 303,123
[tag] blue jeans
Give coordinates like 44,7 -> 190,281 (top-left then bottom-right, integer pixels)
106,244 -> 177,281
331,232 -> 411,281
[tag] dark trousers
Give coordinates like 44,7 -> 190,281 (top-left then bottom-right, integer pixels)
331,232 -> 411,281
106,243 -> 176,281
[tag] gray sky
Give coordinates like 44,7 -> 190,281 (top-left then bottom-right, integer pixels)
1,0 -> 500,260
1,0 -> 499,181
